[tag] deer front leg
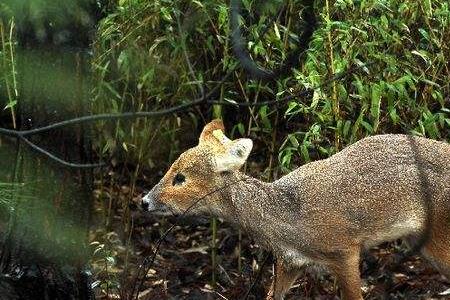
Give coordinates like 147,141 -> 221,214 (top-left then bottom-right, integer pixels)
328,248 -> 363,300
266,259 -> 301,300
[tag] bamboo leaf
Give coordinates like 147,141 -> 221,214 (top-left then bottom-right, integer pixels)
370,83 -> 382,133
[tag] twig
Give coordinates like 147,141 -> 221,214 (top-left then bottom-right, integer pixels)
242,252 -> 271,300
0,100 -> 204,138
176,11 -> 205,98
0,61 -> 372,169
18,135 -> 105,168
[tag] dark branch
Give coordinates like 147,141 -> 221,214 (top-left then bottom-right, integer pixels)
18,135 -> 105,169
0,73 -> 229,169
0,99 -> 204,138
0,61 -> 372,168
0,62 -> 371,138
230,0 -> 316,81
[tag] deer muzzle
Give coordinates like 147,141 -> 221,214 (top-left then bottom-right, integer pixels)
141,183 -> 165,212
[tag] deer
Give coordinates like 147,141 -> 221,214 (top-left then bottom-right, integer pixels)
141,119 -> 450,300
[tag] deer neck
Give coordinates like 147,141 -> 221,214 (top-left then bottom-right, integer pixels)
216,172 -> 279,234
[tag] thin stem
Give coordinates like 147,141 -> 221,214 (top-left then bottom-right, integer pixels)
325,0 -> 340,150
1,20 -> 16,128
132,178 -> 248,300
241,253 -> 271,300
211,216 -> 218,287
210,86 -> 224,288
9,19 -> 18,115
176,11 -> 204,98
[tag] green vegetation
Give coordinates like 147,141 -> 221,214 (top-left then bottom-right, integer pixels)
0,0 -> 449,298
90,1 -> 449,296
92,0 -> 449,174
280,0 -> 450,170
0,0 -> 95,43
0,19 -> 18,128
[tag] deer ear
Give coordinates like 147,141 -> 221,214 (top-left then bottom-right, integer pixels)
199,119 -> 226,146
214,138 -> 253,172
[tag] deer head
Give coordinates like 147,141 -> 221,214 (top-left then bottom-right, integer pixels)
141,119 -> 253,215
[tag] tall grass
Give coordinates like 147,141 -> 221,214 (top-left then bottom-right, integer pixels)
0,18 -> 18,128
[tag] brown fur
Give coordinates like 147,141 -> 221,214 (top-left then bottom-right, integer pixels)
142,120 -> 450,300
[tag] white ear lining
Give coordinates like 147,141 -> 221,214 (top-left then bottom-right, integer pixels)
230,139 -> 252,158
212,129 -> 232,145
214,138 -> 253,172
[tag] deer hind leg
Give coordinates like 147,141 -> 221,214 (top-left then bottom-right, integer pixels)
421,226 -> 450,280
328,248 -> 363,300
266,259 -> 301,300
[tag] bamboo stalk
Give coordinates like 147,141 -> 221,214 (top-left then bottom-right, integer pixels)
9,19 -> 18,106
325,0 -> 340,150
0,20 -> 17,129
210,86 -> 224,287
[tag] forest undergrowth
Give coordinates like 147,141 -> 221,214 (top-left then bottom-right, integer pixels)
88,0 -> 450,299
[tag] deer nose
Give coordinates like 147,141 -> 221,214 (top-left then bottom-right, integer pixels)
141,192 -> 156,212
141,200 -> 150,211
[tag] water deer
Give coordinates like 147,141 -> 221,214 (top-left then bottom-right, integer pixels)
142,119 -> 450,300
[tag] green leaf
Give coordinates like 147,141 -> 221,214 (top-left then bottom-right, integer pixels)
4,100 -> 17,110
280,150 -> 292,168
370,83 -> 382,133
237,123 -> 245,136
259,106 -> 272,129
343,120 -> 351,137
300,144 -> 310,163
361,120 -> 374,133
288,134 -> 299,148
160,7 -> 172,21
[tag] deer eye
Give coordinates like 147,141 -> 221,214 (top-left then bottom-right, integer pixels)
172,173 -> 186,186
